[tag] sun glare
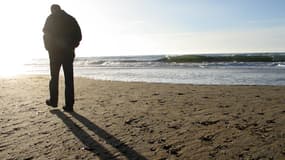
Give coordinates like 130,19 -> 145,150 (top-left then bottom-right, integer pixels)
0,58 -> 27,77
0,1 -> 50,77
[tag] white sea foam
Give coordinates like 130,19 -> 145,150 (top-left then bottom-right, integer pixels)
10,54 -> 285,85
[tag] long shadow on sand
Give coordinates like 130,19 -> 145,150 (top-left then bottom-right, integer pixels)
50,110 -> 115,159
50,110 -> 147,160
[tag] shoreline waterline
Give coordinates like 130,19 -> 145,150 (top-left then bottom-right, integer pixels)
2,53 -> 285,86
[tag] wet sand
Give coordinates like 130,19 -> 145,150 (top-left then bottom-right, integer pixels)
0,76 -> 284,159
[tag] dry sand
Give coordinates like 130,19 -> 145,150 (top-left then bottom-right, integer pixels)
0,76 -> 284,160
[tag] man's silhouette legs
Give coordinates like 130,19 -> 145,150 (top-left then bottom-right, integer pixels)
47,50 -> 74,111
47,58 -> 61,107
62,57 -> 74,110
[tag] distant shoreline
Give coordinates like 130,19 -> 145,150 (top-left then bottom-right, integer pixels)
158,52 -> 285,63
31,52 -> 285,62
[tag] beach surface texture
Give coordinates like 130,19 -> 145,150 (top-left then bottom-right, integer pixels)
0,76 -> 284,159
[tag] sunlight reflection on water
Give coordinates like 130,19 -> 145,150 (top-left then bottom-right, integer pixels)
2,58 -> 285,86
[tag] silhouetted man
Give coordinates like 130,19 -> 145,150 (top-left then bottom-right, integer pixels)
43,4 -> 82,112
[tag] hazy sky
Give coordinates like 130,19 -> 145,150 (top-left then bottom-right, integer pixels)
0,0 -> 285,61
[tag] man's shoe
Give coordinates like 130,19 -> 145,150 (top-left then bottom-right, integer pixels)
63,106 -> 74,112
46,99 -> 57,107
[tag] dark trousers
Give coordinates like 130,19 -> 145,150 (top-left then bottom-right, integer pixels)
49,49 -> 74,107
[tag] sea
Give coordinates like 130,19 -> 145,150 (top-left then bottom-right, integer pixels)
22,54 -> 285,86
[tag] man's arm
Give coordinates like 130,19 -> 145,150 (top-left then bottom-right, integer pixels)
43,15 -> 54,50
72,17 -> 82,48
43,15 -> 55,34
43,16 -> 50,34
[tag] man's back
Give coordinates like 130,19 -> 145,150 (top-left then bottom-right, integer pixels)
43,10 -> 82,51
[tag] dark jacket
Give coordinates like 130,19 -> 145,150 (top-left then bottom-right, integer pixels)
43,10 -> 82,51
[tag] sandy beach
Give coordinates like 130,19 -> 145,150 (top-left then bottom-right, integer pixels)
0,76 -> 284,159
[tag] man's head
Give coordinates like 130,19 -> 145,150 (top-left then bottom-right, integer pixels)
51,4 -> 61,14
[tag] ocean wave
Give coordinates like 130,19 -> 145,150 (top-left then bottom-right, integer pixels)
24,54 -> 285,69
10,54 -> 285,85
159,53 -> 285,63
277,64 -> 285,67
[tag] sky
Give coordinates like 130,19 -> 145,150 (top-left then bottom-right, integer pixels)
0,0 -> 285,63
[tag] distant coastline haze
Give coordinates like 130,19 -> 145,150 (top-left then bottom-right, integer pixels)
0,0 -> 284,71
